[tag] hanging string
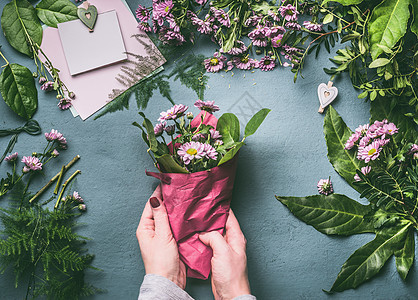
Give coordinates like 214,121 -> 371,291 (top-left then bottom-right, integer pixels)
0,120 -> 42,163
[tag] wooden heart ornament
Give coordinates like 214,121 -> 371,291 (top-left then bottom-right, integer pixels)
77,2 -> 98,32
317,81 -> 338,113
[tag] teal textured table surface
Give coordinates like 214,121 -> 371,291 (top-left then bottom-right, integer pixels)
0,1 -> 417,299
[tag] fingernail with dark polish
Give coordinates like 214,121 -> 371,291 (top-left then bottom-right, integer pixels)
150,197 -> 160,208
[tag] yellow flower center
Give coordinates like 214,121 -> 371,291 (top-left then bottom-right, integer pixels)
241,57 -> 249,63
165,6 -> 170,12
368,148 -> 377,156
187,148 -> 198,155
210,58 -> 219,66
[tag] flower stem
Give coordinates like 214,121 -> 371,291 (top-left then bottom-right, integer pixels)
55,170 -> 81,209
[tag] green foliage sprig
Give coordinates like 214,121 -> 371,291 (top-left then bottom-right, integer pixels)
276,104 -> 417,293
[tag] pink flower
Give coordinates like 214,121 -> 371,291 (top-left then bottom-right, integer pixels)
354,166 -> 372,182
248,26 -> 268,47
158,104 -> 188,122
279,4 -> 299,21
211,7 -> 231,27
303,21 -> 322,32
58,98 -> 72,110
271,34 -> 284,48
285,22 -> 301,30
357,140 -> 381,163
382,123 -> 398,135
222,40 -> 247,55
209,129 -> 222,139
178,141 -> 205,165
232,56 -> 253,70
268,10 -> 280,22
138,22 -> 152,32
408,144 -> 418,155
204,52 -> 226,73
203,143 -> 218,160
192,133 -> 207,141
194,100 -> 220,112
164,125 -> 176,135
154,122 -> 166,136
258,56 -> 276,71
73,191 -> 84,203
51,149 -> 59,157
41,81 -> 54,91
344,131 -> 361,150
21,156 -> 43,171
317,178 -> 333,195
154,0 -> 173,18
136,5 -> 150,22
4,152 -> 18,162
191,17 -> 212,34
214,139 -> 223,146
78,204 -> 87,211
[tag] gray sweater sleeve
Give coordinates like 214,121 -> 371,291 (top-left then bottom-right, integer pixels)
138,274 -> 257,300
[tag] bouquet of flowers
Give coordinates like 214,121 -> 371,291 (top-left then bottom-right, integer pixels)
277,106 -> 418,292
134,100 -> 270,279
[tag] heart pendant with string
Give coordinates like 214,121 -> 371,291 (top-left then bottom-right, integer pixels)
318,81 -> 338,113
77,1 -> 98,32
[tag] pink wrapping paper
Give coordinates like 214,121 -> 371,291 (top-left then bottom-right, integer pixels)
146,110 -> 238,279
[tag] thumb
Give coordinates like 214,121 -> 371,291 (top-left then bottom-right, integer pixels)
199,231 -> 230,256
149,197 -> 172,237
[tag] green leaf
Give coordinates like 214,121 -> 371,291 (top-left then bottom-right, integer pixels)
368,0 -> 411,60
276,194 -> 374,235
329,221 -> 412,292
1,0 -> 43,57
412,3 -> 418,38
138,112 -> 158,152
324,106 -> 363,192
218,142 -> 244,166
156,154 -> 188,173
323,14 -> 334,24
244,108 -> 270,138
394,226 -> 415,281
217,113 -> 240,146
36,0 -> 78,28
369,58 -> 390,68
0,64 -> 38,120
322,0 -> 364,5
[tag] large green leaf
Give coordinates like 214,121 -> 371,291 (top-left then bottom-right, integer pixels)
324,106 -> 363,192
156,154 -> 188,173
394,226 -> 415,281
322,0 -> 364,6
276,194 -> 374,235
138,112 -> 158,152
0,64 -> 38,120
1,0 -> 43,57
412,3 -> 418,38
244,108 -> 270,138
217,113 -> 240,147
36,0 -> 78,28
218,142 -> 244,166
329,221 -> 412,292
368,0 -> 411,60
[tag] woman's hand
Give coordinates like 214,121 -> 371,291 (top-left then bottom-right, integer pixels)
199,210 -> 251,300
136,185 -> 187,289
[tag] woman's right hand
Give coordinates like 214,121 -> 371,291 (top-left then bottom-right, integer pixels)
199,210 -> 251,300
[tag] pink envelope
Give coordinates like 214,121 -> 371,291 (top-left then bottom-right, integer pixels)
146,111 -> 238,279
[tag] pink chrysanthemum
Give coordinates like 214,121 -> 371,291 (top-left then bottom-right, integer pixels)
204,52 -> 226,73
258,56 -> 276,71
154,122 -> 166,136
58,98 -> 72,110
232,56 -> 253,70
408,144 -> 418,155
248,26 -> 268,47
203,143 -> 218,160
191,17 -> 212,34
317,178 -> 333,195
4,152 -> 18,162
154,0 -> 173,18
41,81 -> 54,91
354,166 -> 372,182
211,7 -> 231,27
268,10 -> 280,22
78,204 -> 87,211
136,5 -> 150,22
177,141 -> 205,165
194,100 -> 220,112
51,149 -> 60,157
271,34 -> 284,48
303,21 -> 322,32
21,156 -> 43,172
138,22 -> 152,32
279,4 -> 299,21
344,131 -> 361,150
158,104 -> 188,122
210,129 -> 222,139
214,139 -> 223,146
382,123 -> 398,135
357,140 -> 382,163
73,191 -> 84,203
285,22 -> 301,30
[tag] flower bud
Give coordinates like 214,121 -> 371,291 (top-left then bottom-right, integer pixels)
69,92 -> 76,99
23,166 -> 30,173
51,149 -> 59,157
268,50 -> 273,56
186,112 -> 194,119
78,204 -> 87,211
256,49 -> 262,55
39,77 -> 47,84
56,94 -> 63,100
233,17 -> 239,22
32,72 -> 38,78
32,152 -> 38,157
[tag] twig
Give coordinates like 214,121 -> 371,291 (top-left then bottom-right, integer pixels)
55,170 -> 81,209
29,155 -> 80,203
53,165 -> 66,194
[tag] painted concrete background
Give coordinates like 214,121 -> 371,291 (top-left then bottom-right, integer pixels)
0,0 -> 417,299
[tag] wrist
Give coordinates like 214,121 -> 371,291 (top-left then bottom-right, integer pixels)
227,278 -> 251,299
